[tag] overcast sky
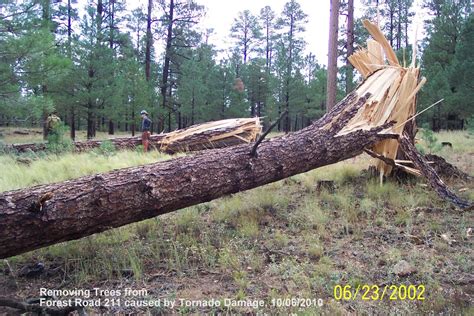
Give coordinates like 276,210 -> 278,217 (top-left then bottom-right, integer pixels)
132,0 -> 425,65
199,0 -> 330,63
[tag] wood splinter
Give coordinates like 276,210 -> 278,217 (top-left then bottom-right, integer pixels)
250,110 -> 288,158
364,148 -> 422,177
32,192 -> 54,212
0,20 -> 470,259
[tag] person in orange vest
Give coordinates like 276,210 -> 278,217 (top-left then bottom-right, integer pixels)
140,110 -> 152,152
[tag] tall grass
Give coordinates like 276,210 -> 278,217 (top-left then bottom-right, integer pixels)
0,130 -> 472,314
0,127 -> 132,144
0,150 -> 173,192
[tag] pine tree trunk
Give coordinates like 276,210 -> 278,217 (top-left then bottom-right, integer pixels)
390,7 -> 394,46
243,30 -> 248,64
284,15 -> 294,133
70,109 -> 75,141
167,85 -> 173,132
108,120 -> 114,135
87,108 -> 95,140
397,0 -> 402,50
327,0 -> 340,112
145,0 -> 152,81
0,92 -> 400,259
346,0 -> 354,94
161,0 -> 174,133
42,111 -> 48,141
404,2 -> 409,48
191,87 -> 195,125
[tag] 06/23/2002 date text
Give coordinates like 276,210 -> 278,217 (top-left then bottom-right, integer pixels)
333,284 -> 425,301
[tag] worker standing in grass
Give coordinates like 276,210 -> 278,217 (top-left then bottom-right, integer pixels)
141,110 -> 152,152
46,112 -> 61,138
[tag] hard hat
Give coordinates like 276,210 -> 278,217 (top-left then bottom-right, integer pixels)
140,110 -> 148,115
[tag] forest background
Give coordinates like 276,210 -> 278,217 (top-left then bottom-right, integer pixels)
0,0 -> 472,139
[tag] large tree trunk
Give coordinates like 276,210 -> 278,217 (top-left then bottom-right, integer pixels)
1,20 -> 469,260
0,92 -> 399,259
327,0 -> 340,112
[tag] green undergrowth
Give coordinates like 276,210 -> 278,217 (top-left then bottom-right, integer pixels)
0,127 -> 131,145
0,131 -> 472,315
0,150 -> 175,192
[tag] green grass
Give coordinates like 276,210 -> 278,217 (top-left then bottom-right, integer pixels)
430,130 -> 473,154
417,129 -> 474,174
0,150 -> 173,192
0,130 -> 472,315
0,127 -> 132,144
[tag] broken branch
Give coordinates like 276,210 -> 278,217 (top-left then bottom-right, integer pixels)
398,133 -> 472,209
250,110 -> 288,158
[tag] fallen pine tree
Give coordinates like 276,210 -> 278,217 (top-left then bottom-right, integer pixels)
5,117 -> 262,154
0,92 -> 400,259
0,21 -> 471,259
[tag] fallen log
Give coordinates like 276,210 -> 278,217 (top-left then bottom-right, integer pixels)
0,20 -> 470,259
5,118 -> 261,154
0,91 -> 399,259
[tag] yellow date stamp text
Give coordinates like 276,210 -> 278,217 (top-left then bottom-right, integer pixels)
333,284 -> 425,301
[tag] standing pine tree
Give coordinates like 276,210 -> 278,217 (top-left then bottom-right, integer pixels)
158,0 -> 204,132
327,0 -> 340,112
276,0 -> 307,132
419,0 -> 471,130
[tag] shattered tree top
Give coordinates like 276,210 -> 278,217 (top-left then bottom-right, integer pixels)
159,117 -> 262,152
337,20 -> 426,176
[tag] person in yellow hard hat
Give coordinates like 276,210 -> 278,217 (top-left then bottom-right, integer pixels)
140,110 -> 152,152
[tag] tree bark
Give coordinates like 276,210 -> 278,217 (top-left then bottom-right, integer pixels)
86,98 -> 96,139
389,2 -> 394,46
424,154 -> 472,182
346,0 -> 354,95
145,0 -> 153,82
0,92 -> 400,259
398,133 -> 471,209
108,0 -> 115,136
284,14 -> 294,133
70,109 -> 75,141
67,0 -> 75,141
404,1 -> 409,48
160,0 -> 174,133
108,120 -> 114,135
327,0 -> 340,112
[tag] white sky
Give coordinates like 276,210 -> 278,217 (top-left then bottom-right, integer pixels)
199,0 -> 330,63
128,0 -> 426,65
195,0 -> 425,65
